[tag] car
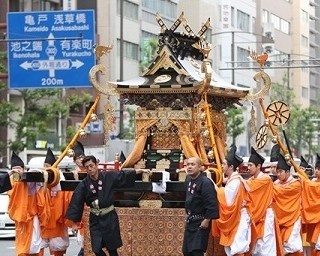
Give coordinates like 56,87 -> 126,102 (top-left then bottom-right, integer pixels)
27,156 -> 76,170
0,192 -> 15,238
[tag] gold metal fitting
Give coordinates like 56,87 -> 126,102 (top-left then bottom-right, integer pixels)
12,172 -> 21,182
272,136 -> 277,143
264,119 -> 269,126
79,129 -> 87,138
90,113 -> 98,122
67,149 -> 75,158
284,154 -> 290,161
202,130 -> 209,137
200,112 -> 206,120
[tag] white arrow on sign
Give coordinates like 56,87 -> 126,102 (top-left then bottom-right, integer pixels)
20,59 -> 84,70
48,33 -> 55,77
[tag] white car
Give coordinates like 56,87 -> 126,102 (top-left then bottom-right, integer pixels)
0,192 -> 15,238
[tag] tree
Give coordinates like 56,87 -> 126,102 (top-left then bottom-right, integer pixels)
122,107 -> 135,140
7,89 -> 91,153
140,37 -> 158,72
270,82 -> 320,159
225,106 -> 245,145
0,51 -> 92,154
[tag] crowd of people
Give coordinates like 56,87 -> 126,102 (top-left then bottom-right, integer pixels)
1,142 -> 320,256
212,145 -> 320,256
0,141 -> 151,256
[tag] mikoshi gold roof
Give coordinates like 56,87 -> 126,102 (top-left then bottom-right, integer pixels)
107,13 -> 249,111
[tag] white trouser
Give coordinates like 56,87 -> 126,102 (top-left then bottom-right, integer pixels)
225,208 -> 251,256
252,208 -> 277,256
41,227 -> 70,251
283,217 -> 303,254
29,215 -> 42,254
315,233 -> 320,250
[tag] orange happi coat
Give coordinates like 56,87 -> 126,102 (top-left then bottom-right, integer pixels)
301,178 -> 320,244
272,178 -> 302,243
246,174 -> 284,256
246,175 -> 272,246
212,178 -> 249,246
42,190 -> 72,239
247,175 -> 273,239
8,181 -> 50,255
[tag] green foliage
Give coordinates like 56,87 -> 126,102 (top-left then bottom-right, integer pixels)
0,51 -> 7,73
66,126 -> 77,143
140,37 -> 158,72
122,107 -> 135,139
225,106 -> 245,145
68,93 -> 92,110
270,82 -> 320,158
270,82 -> 295,104
0,51 -> 93,154
2,88 -> 91,154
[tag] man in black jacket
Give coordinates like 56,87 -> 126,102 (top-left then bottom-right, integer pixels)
182,157 -> 219,256
66,155 -> 149,256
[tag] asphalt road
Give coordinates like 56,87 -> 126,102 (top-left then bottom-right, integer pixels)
0,236 -> 81,256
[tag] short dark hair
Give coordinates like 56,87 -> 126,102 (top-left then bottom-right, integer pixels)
73,154 -> 85,161
82,155 -> 97,166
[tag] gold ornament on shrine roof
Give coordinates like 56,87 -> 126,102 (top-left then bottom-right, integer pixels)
249,49 -> 269,69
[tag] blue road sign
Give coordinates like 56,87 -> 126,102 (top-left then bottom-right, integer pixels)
7,10 -> 96,89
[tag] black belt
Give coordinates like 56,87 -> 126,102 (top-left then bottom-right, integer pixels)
186,214 -> 204,223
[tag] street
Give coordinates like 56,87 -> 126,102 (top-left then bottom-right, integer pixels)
0,236 -> 81,256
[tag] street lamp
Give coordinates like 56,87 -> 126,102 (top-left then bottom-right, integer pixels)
211,31 -> 274,85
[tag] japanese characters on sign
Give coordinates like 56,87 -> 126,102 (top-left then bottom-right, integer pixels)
7,10 -> 96,89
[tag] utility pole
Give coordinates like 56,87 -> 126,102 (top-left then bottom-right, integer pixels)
287,54 -> 290,89
119,0 -> 124,139
231,31 -> 235,85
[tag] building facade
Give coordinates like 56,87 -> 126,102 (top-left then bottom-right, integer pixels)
1,0 -> 319,166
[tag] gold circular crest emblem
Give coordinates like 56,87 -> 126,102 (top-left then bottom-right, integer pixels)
154,74 -> 171,83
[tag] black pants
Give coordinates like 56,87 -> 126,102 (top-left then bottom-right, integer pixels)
77,248 -> 84,256
95,240 -> 119,256
94,249 -> 118,256
183,250 -> 204,256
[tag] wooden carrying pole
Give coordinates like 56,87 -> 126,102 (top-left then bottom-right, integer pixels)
51,94 -> 101,169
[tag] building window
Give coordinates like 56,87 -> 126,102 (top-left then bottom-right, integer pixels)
262,9 -> 269,23
117,0 -> 139,21
231,7 -> 234,27
218,44 -> 222,62
301,86 -> 308,98
142,0 -> 177,19
270,13 -> 290,34
301,35 -> 308,47
237,10 -> 250,32
252,17 -> 256,31
301,60 -> 309,73
141,31 -> 158,64
117,39 -> 139,60
270,14 -> 280,30
280,19 -> 290,34
301,9 -> 308,23
237,47 -> 250,67
142,31 -> 157,39
310,73 -> 317,86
